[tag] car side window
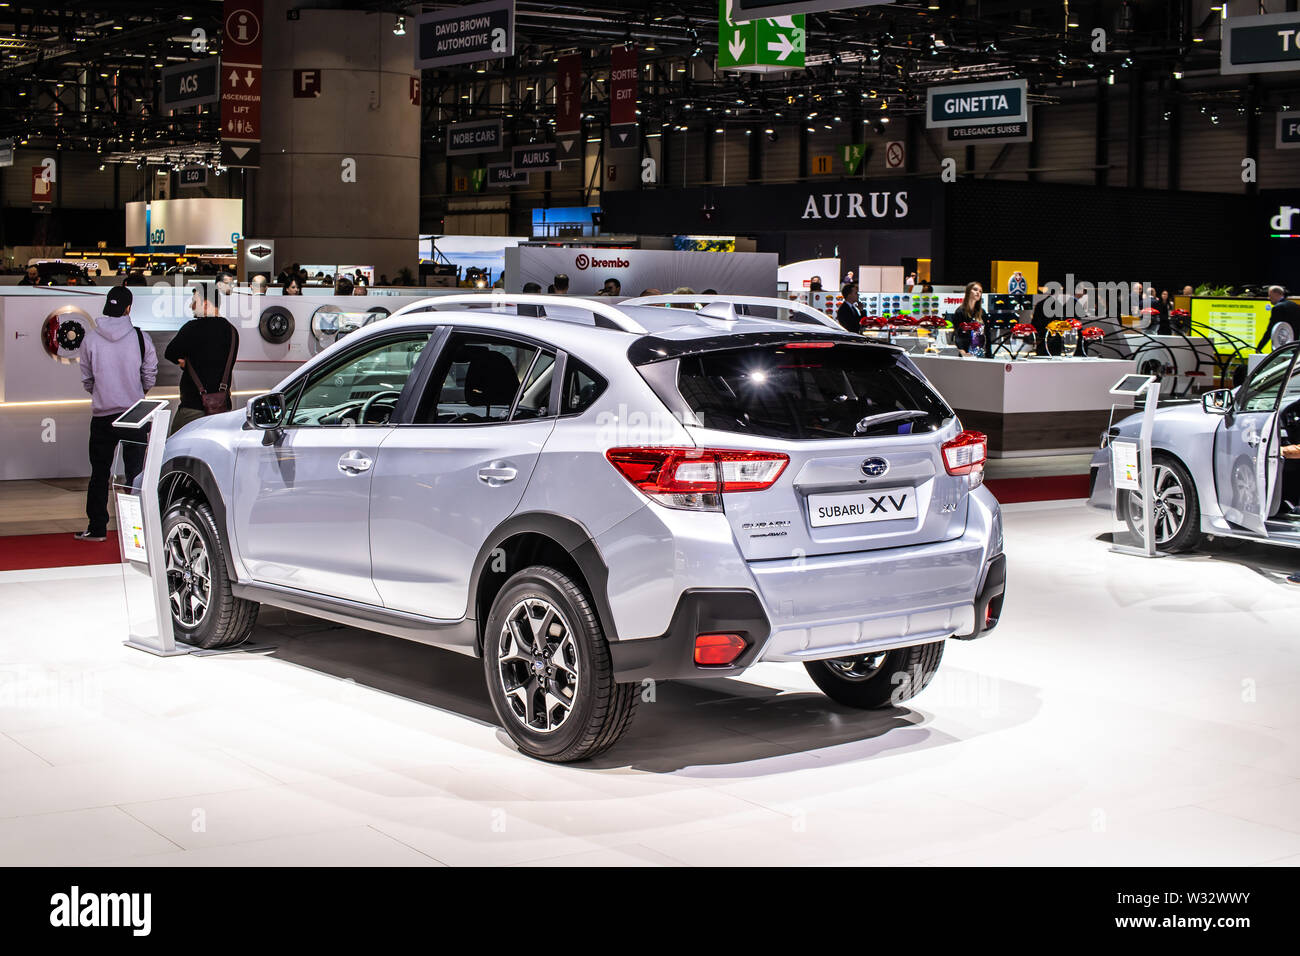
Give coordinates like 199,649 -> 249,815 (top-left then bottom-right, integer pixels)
561,359 -> 606,416
1240,351 -> 1296,413
416,333 -> 550,424
512,351 -> 556,420
289,332 -> 431,427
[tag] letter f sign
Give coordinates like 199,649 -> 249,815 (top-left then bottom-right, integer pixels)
295,69 -> 320,98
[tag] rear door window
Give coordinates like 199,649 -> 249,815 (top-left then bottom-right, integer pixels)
666,342 -> 952,439
415,333 -> 550,424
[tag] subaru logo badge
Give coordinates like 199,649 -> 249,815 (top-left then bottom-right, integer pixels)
862,457 -> 889,478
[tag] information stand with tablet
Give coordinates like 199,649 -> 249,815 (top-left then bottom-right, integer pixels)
1107,373 -> 1162,558
112,399 -> 189,656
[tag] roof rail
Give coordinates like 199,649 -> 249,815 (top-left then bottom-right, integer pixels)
388,292 -> 647,334
621,294 -> 844,331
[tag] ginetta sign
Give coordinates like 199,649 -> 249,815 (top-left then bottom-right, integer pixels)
800,190 -> 909,221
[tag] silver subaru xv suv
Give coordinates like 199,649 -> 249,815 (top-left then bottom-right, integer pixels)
157,294 -> 1006,762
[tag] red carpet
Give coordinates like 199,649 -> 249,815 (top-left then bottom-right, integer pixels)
985,474 -> 1090,504
0,531 -> 122,572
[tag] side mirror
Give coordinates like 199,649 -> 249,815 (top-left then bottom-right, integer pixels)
1201,388 -> 1234,416
246,391 -> 287,430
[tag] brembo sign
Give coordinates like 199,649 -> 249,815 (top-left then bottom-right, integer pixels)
574,253 -> 629,271
926,79 -> 1028,129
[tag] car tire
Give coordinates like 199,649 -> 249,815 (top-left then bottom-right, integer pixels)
804,640 -> 944,709
482,566 -> 637,763
161,499 -> 258,649
1122,453 -> 1202,553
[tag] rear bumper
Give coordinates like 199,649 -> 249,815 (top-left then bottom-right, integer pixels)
608,531 -> 1006,681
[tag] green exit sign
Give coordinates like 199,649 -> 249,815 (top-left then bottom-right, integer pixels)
718,0 -> 806,72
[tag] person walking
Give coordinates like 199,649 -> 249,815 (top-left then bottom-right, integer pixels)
1257,286 -> 1300,351
76,286 -> 157,541
165,288 -> 239,436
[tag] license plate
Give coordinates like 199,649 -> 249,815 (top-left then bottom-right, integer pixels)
807,487 -> 918,528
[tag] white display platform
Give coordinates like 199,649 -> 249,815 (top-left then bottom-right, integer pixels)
911,354 -> 1139,457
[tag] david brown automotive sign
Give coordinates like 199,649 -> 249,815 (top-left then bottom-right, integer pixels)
926,79 -> 1028,129
1222,11 -> 1300,75
446,119 -> 503,155
415,0 -> 514,70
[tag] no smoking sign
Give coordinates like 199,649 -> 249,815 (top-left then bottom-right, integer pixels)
884,141 -> 905,170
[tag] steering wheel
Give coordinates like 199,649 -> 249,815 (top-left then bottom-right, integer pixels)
360,390 -> 403,424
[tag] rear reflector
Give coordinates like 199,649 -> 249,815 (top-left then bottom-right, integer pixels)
694,632 -> 747,666
941,430 -> 988,477
606,447 -> 789,497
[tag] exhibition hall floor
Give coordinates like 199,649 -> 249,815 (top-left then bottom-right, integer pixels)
1,500 -> 1298,867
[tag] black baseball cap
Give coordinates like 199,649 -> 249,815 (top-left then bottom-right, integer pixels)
103,285 -> 133,317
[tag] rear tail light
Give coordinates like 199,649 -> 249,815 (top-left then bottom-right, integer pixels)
941,430 -> 987,480
606,446 -> 789,511
694,632 -> 747,666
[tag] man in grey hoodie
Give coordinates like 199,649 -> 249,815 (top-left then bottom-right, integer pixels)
76,286 -> 158,542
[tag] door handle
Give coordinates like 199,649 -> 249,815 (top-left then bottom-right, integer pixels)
338,450 -> 373,474
478,464 -> 518,485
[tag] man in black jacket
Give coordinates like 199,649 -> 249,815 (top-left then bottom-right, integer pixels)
165,287 -> 238,435
1257,286 -> 1300,352
835,282 -> 864,334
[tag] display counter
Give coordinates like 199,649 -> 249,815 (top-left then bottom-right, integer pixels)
910,354 -> 1138,458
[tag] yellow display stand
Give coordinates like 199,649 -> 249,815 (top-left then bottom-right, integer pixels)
991,261 -> 1038,295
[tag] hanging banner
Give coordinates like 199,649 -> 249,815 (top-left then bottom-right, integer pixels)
1278,111 -> 1300,149
556,53 -> 582,158
514,143 -> 560,173
488,162 -> 527,187
841,143 -> 865,174
32,166 -> 53,204
719,0 -> 806,72
221,0 -> 263,168
609,48 -> 637,125
414,0 -> 514,70
1221,11 -> 1300,75
161,59 -> 221,111
446,119 -> 504,155
926,78 -> 1028,129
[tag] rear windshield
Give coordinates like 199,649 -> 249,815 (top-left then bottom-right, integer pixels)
662,343 -> 952,440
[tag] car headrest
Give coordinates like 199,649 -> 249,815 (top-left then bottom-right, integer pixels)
462,347 -> 520,408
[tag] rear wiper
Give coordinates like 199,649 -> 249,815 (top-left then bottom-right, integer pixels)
853,410 -> 929,435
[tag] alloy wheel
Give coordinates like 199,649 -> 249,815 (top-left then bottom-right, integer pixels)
825,651 -> 889,681
496,598 -> 580,734
1127,463 -> 1187,545
164,520 -> 212,628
